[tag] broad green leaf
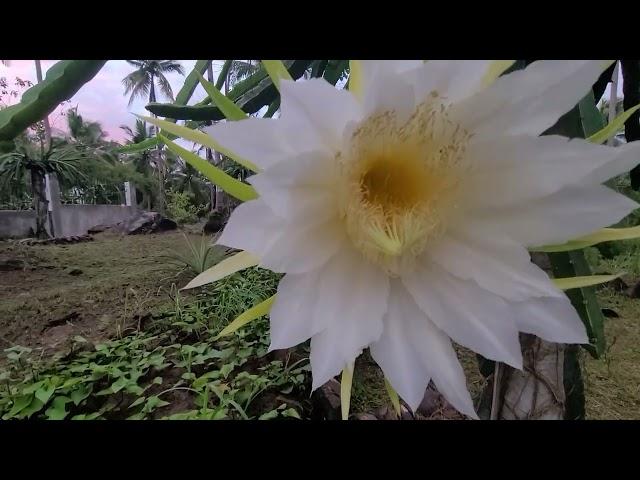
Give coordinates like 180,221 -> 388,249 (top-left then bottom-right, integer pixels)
384,377 -> 401,418
262,60 -> 293,90
44,396 -> 71,420
158,134 -> 258,202
349,60 -> 363,99
183,251 -> 260,290
532,226 -> 640,253
215,295 -> 276,339
70,384 -> 92,406
258,409 -> 280,420
35,383 -> 56,404
282,408 -> 301,419
128,397 -> 146,409
141,115 -> 258,173
587,103 -> 640,144
3,394 -> 33,419
196,72 -> 248,121
0,60 -> 106,143
21,397 -> 45,419
220,363 -> 235,379
340,362 -> 354,421
481,60 -> 516,88
553,274 -> 619,290
116,137 -> 159,153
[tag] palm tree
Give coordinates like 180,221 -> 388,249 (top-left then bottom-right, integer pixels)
121,60 -> 184,215
121,60 -> 185,106
0,137 -> 87,238
66,107 -> 106,145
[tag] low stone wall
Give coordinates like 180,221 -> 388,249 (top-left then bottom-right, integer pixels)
54,205 -> 138,238
0,210 -> 37,238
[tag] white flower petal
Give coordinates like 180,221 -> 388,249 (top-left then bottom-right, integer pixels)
268,271 -> 325,351
403,261 -> 523,369
406,60 -> 496,104
463,135 -> 623,210
216,199 -> 284,256
370,281 -> 477,418
369,281 -> 432,410
309,249 -> 390,390
260,218 -> 348,275
580,140 -> 640,185
471,185 -> 639,248
426,232 -> 563,302
510,296 -> 588,344
247,151 -> 338,227
279,78 -> 363,151
205,117 -> 294,169
453,60 -> 613,137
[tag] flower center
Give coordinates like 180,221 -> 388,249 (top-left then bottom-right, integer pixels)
339,96 -> 471,275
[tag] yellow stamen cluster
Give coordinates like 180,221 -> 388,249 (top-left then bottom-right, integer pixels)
338,94 -> 471,275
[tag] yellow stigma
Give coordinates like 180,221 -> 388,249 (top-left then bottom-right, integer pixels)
338,94 -> 471,275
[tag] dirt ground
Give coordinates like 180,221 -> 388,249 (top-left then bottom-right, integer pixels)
1,231 -> 639,419
0,230 -> 198,355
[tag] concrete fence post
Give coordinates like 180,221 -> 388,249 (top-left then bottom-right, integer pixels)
124,181 -> 137,208
44,173 -> 62,237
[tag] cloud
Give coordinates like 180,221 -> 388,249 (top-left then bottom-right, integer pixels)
0,60 -> 224,142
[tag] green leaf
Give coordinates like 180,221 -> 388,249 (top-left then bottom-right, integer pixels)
183,251 -> 260,290
143,115 -> 258,172
35,383 -> 56,404
553,274 -> 620,290
145,60 -> 314,121
215,295 -> 276,339
158,134 -> 258,202
3,394 -> 33,419
21,397 -> 45,419
110,376 -> 129,394
258,409 -> 280,420
281,408 -> 301,419
220,363 -> 235,379
341,362 -> 354,421
261,60 -> 293,91
116,137 -> 159,153
174,60 -> 211,108
196,72 -> 248,121
532,226 -> 640,253
45,396 -> 71,420
0,60 -> 106,143
587,103 -> 640,144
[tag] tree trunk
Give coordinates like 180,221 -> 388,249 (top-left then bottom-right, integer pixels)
149,75 -> 166,214
478,253 -> 568,420
31,169 -> 49,239
495,336 -> 565,420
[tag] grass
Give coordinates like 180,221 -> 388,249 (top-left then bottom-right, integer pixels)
583,287 -> 640,419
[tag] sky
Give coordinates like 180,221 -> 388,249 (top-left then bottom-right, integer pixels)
0,60 -> 625,144
0,60 -> 224,142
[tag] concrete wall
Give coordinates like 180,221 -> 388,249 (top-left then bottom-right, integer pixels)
1,176 -> 140,239
54,205 -> 138,237
0,210 -> 37,238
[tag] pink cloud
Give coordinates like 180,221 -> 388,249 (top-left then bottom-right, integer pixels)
0,60 -> 220,142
